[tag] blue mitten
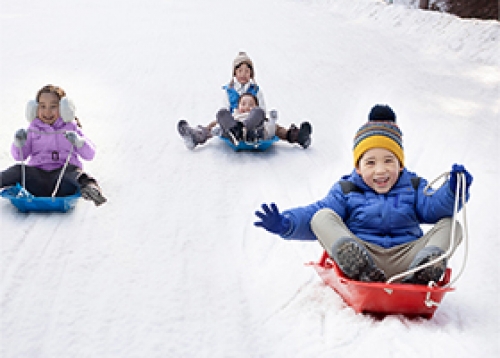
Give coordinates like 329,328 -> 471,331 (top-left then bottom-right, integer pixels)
449,164 -> 473,194
254,203 -> 291,235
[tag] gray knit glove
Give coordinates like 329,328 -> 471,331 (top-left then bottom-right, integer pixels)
64,131 -> 85,148
14,129 -> 28,148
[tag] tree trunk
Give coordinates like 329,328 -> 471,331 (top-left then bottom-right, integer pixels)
419,0 -> 430,9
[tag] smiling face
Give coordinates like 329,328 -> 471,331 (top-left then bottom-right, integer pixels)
356,147 -> 402,194
237,94 -> 257,114
37,92 -> 60,125
234,63 -> 252,85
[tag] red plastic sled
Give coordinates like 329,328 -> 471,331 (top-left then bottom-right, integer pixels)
310,250 -> 454,319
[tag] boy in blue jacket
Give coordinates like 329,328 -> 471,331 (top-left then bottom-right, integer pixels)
254,105 -> 472,284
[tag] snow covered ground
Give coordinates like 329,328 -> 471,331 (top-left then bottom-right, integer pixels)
1,0 -> 499,357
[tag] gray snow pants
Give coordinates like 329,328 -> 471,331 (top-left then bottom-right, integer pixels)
310,208 -> 463,279
216,107 -> 266,132
0,164 -> 94,197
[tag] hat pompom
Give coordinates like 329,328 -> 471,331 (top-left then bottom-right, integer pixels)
369,104 -> 396,122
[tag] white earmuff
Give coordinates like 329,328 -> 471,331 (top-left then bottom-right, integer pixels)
25,100 -> 38,122
25,97 -> 76,123
59,97 -> 76,123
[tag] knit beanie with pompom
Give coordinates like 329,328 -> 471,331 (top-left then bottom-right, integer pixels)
353,105 -> 404,167
232,51 -> 254,78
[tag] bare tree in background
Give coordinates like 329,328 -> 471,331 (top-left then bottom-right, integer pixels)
419,0 -> 498,20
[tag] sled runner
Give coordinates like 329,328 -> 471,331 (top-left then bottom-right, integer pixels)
1,183 -> 80,213
309,251 -> 454,319
309,171 -> 469,319
220,135 -> 279,151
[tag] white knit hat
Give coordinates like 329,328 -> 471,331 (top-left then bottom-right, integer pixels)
232,51 -> 254,78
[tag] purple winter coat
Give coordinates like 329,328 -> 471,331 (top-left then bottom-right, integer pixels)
11,117 -> 95,171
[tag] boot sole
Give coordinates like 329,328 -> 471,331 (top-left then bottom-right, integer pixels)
404,253 -> 446,284
81,187 -> 107,206
177,120 -> 197,150
333,239 -> 386,282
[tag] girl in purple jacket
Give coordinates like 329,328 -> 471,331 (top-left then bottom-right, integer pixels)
0,84 -> 106,206
254,105 -> 472,285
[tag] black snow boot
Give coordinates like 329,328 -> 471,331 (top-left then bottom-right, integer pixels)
227,121 -> 244,146
331,237 -> 386,282
80,182 -> 107,206
286,122 -> 312,148
77,174 -> 106,206
177,120 -> 211,150
245,125 -> 265,143
402,246 -> 447,285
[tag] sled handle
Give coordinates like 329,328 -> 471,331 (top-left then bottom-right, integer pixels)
444,172 -> 469,288
20,146 -> 26,189
51,145 -> 75,197
386,171 -> 469,286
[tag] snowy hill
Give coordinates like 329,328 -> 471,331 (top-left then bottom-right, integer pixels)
1,0 -> 499,357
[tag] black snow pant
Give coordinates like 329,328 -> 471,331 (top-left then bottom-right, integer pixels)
0,164 -> 95,197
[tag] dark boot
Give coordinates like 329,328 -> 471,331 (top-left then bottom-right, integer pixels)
245,125 -> 265,142
331,237 -> 386,282
227,121 -> 244,146
80,182 -> 107,206
177,120 -> 211,149
77,173 -> 106,206
286,122 -> 312,148
402,246 -> 447,285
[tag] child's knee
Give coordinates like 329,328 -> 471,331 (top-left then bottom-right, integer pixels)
250,107 -> 265,117
311,208 -> 341,230
428,217 -> 463,250
216,108 -> 231,119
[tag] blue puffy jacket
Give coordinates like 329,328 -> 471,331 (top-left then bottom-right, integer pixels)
223,83 -> 259,113
281,168 -> 459,248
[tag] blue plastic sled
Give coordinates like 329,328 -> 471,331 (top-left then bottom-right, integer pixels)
1,183 -> 81,213
220,135 -> 279,151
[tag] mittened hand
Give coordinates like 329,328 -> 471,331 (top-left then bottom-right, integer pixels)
254,203 -> 291,235
449,164 -> 473,193
14,129 -> 28,148
64,131 -> 85,148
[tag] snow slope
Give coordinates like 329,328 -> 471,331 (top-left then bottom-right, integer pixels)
1,0 -> 499,357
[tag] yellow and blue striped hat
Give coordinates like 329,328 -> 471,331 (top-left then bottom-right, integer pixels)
353,105 -> 404,167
